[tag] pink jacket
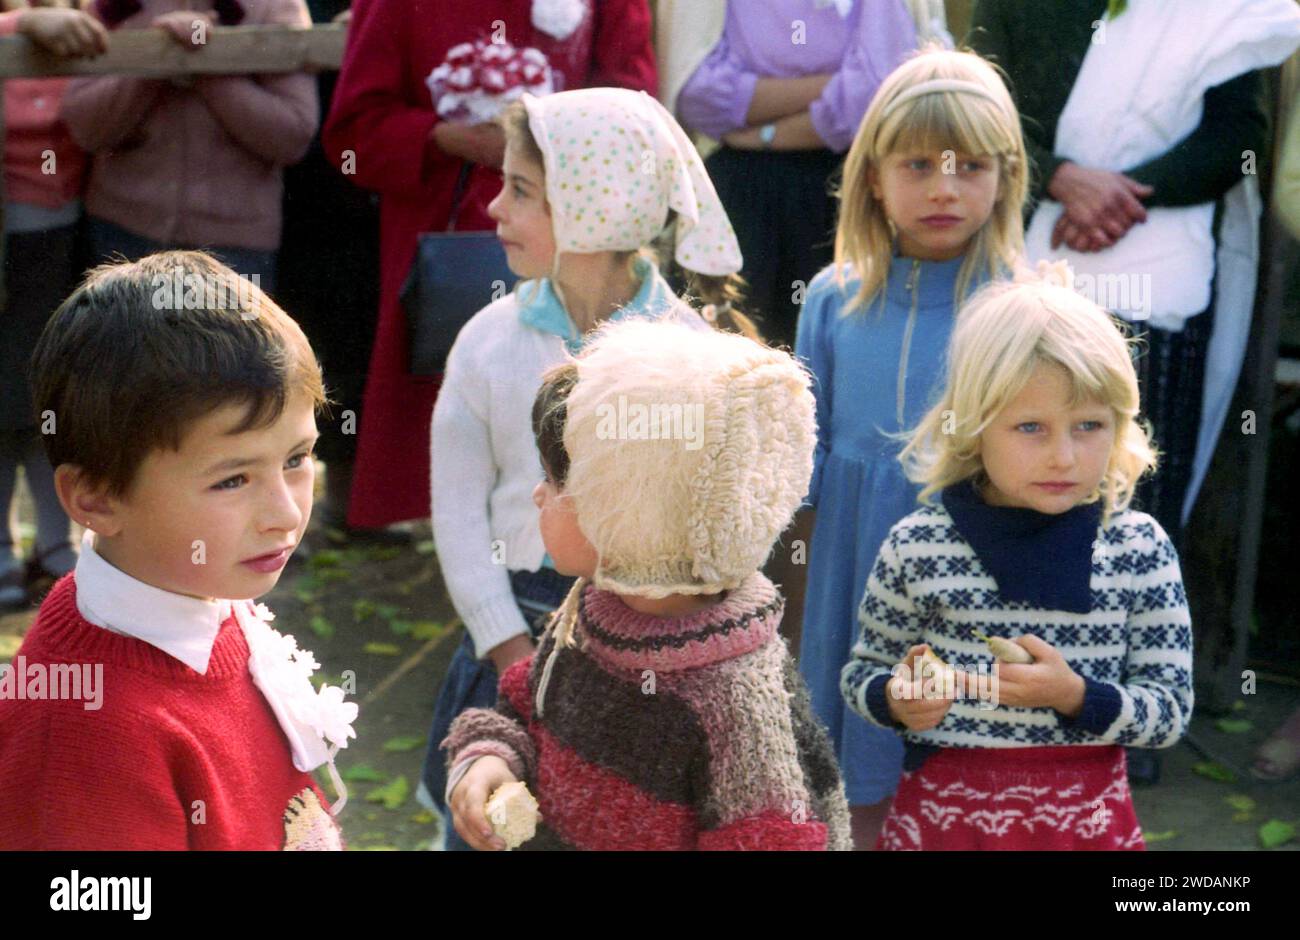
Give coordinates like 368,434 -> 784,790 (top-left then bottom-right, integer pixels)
61,0 -> 318,251
0,12 -> 87,210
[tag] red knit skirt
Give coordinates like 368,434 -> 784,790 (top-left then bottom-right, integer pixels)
877,745 -> 1145,851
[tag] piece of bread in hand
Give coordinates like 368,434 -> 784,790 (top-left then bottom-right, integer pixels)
485,780 -> 539,850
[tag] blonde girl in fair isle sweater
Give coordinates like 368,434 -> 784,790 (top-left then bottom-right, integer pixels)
841,264 -> 1193,850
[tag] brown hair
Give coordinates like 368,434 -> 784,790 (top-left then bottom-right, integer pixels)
499,100 -> 545,168
681,270 -> 763,343
531,362 -> 578,487
31,250 -> 329,497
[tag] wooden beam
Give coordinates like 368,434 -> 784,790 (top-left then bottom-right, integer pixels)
0,24 -> 346,79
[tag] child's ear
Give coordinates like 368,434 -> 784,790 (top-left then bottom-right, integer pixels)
868,163 -> 883,201
54,465 -> 124,537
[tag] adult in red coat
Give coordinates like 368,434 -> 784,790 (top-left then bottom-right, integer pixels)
323,0 -> 657,528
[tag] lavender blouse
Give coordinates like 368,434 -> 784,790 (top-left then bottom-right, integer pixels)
676,0 -> 917,152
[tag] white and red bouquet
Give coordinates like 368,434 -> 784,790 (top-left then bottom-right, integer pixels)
426,39 -> 555,125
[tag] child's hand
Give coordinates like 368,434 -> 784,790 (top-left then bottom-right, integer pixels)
449,755 -> 517,851
885,643 -> 966,731
152,10 -> 214,51
487,634 -> 535,675
18,7 -> 108,58
988,635 -> 1086,715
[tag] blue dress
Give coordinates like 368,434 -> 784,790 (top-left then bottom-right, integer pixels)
794,253 -> 984,806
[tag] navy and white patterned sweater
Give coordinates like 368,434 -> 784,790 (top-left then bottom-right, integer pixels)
840,502 -> 1193,751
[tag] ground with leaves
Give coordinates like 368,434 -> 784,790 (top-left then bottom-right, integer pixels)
0,494 -> 1297,850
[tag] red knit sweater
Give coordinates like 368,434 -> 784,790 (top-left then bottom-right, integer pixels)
0,575 -> 341,850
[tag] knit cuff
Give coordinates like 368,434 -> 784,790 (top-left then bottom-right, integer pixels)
462,592 -> 531,660
444,756 -> 481,807
442,707 -> 536,781
864,672 -> 904,729
450,741 -> 528,783
444,741 -> 529,806
1055,677 -> 1124,736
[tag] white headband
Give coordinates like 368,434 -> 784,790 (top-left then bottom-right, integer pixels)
881,78 -> 1004,119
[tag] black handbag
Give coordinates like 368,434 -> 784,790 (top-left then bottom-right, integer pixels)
400,163 -> 519,376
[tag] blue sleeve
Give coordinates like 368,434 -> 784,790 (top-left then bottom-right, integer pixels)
841,529 -> 927,730
1055,677 -> 1125,736
794,275 -> 836,509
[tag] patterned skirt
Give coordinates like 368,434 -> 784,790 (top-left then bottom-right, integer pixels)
877,744 -> 1145,851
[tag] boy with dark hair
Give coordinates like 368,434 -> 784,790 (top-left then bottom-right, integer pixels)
0,251 -> 356,850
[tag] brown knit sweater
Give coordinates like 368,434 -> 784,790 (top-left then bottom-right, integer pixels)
444,573 -> 852,850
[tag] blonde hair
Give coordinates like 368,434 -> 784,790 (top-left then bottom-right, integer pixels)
899,268 -> 1158,523
834,46 -> 1028,313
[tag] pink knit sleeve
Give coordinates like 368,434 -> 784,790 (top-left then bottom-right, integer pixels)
192,0 -> 318,166
61,75 -> 166,153
57,4 -> 167,153
441,656 -> 538,784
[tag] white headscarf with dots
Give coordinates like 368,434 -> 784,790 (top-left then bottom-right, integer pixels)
522,87 -> 743,276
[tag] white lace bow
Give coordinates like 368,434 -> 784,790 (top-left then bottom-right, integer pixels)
222,600 -> 358,815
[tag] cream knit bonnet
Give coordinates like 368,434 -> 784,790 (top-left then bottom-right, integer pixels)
560,318 -> 815,599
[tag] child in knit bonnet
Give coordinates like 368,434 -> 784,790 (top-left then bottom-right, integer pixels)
443,317 -> 852,850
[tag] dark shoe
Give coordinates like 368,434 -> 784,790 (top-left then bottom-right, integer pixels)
25,543 -> 77,598
0,561 -> 26,610
1125,747 -> 1162,787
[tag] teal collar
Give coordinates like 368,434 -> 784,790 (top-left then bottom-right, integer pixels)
518,256 -> 677,353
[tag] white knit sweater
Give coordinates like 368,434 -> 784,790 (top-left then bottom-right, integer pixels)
430,273 -> 706,658
841,503 -> 1194,751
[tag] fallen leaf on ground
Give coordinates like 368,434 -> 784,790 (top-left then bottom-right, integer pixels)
1192,761 -> 1236,783
309,615 -> 335,638
308,550 -> 342,570
383,735 -> 424,753
0,635 -> 22,661
1225,794 -> 1256,813
1143,830 -> 1178,843
1258,820 -> 1296,849
364,642 -> 401,656
411,621 -> 446,641
365,775 -> 410,811
342,764 -> 386,783
1215,718 -> 1253,734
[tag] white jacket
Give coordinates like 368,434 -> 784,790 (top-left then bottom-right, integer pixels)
430,264 -> 708,658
